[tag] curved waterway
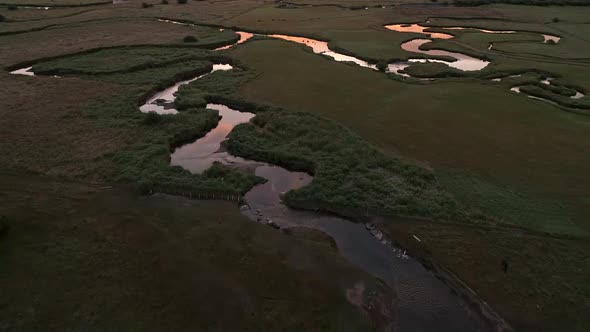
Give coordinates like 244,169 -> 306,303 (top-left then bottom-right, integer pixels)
384,23 -> 561,74
401,38 -> 489,71
385,24 -> 490,72
170,103 -> 262,173
165,102 -> 496,331
10,21 -> 579,111
8,28 -> 506,330
215,32 -> 254,51
269,34 -> 378,70
132,51 -> 502,329
139,64 -> 233,114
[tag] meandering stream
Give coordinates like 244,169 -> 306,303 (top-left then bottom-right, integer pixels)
134,52 -> 503,329
165,101 -> 493,332
9,21 -> 579,327
384,23 -> 560,73
269,34 -> 378,69
8,22 -> 520,330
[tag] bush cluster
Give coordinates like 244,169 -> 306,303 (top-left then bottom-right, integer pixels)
520,85 -> 590,110
183,35 -> 198,43
225,109 -> 470,221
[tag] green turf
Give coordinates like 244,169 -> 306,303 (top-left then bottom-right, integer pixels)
0,175 -> 377,331
437,168 -> 580,234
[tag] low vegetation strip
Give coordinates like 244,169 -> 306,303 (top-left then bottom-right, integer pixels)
5,42 -> 238,73
519,85 -> 590,110
28,47 -> 236,76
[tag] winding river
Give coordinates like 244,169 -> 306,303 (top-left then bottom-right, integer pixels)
269,34 -> 378,69
384,23 -> 560,73
140,64 -> 233,114
8,21 -> 579,329
133,50 -> 506,329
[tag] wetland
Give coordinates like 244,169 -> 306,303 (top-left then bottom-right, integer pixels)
2,1 -> 590,331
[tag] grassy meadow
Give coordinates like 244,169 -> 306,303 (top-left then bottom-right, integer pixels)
0,174 -> 376,331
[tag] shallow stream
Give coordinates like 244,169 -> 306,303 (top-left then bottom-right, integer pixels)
8,25 -> 515,331
137,58 -> 499,330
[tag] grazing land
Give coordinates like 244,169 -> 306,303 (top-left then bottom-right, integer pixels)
1,1 -> 589,331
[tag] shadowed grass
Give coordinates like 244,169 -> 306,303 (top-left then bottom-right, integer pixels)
0,175 -> 376,331
382,219 -> 590,332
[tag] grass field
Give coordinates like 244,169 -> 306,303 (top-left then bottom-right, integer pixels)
232,39 -> 590,234
1,2 -> 590,331
382,218 -> 590,332
0,174 -> 377,331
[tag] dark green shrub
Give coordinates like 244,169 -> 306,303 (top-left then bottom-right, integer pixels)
376,61 -> 388,73
162,0 -> 169,3
0,216 -> 8,236
183,35 -> 198,43
177,0 -> 188,4
143,111 -> 162,125
142,2 -> 153,8
552,17 -> 560,23
0,14 -> 5,22
7,4 -> 17,10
